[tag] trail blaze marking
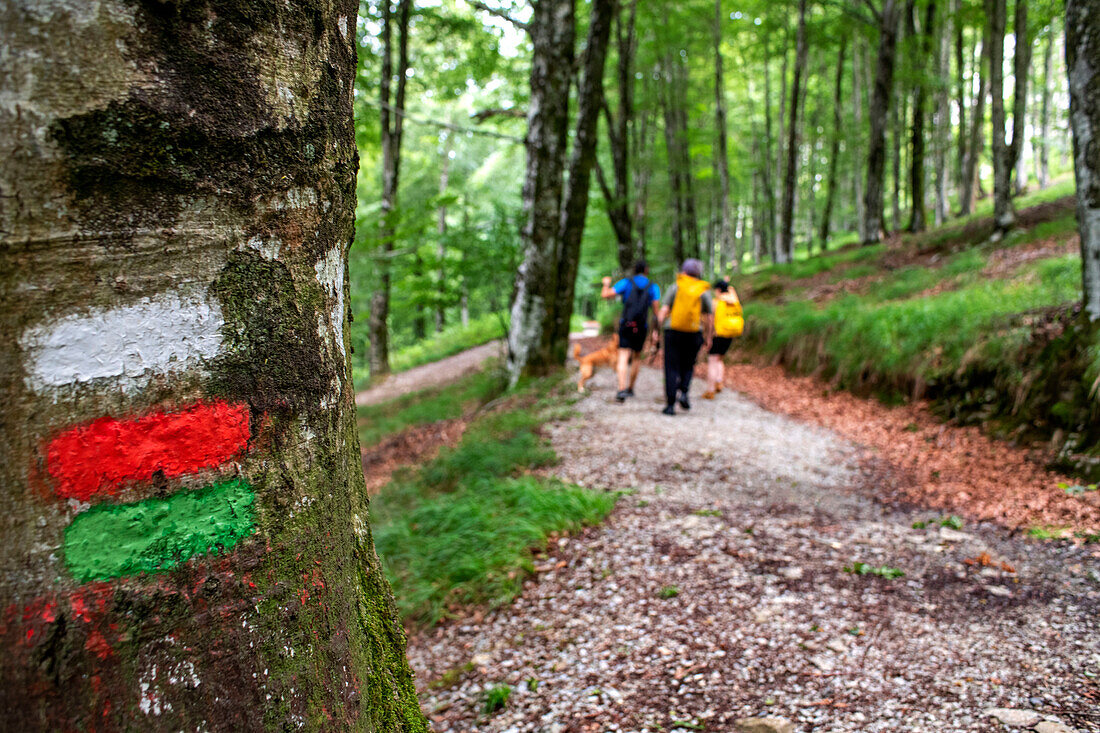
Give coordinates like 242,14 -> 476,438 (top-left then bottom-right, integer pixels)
47,401 -> 251,501
19,289 -> 224,393
64,479 -> 256,583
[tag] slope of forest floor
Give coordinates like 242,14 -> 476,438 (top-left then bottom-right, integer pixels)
406,363 -> 1100,733
739,185 -> 1099,480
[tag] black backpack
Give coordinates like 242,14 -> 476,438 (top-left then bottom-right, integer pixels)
621,276 -> 651,328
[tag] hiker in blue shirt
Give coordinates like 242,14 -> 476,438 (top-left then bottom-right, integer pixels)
600,260 -> 661,402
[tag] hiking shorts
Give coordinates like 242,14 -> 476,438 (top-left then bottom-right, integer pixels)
708,336 -> 733,356
618,321 -> 648,352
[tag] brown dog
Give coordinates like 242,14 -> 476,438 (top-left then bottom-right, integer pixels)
573,339 -> 619,392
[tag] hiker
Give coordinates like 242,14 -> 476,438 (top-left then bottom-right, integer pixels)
656,258 -> 713,415
600,259 -> 661,402
702,278 -> 744,399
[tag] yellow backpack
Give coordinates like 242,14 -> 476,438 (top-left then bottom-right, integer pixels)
714,292 -> 744,338
668,273 -> 711,332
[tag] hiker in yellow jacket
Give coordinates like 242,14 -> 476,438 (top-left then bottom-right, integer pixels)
656,259 -> 713,415
702,279 -> 744,399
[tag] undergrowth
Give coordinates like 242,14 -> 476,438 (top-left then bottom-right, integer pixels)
370,381 -> 617,626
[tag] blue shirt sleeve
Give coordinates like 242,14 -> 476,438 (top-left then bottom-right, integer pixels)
648,283 -> 661,302
613,278 -> 631,298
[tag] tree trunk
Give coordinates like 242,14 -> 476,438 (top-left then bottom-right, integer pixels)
662,55 -> 698,263
435,134 -> 452,333
1007,0 -> 1031,197
601,0 -> 638,272
779,0 -> 809,264
761,35 -> 779,261
1038,24 -> 1053,188
820,39 -> 848,249
960,24 -> 989,216
550,0 -> 616,353
933,0 -> 951,225
908,0 -> 936,233
988,0 -> 1014,236
954,0 -> 968,202
371,0 -> 413,377
714,0 -> 736,272
853,34 -> 867,237
0,1 -> 426,729
863,0 -> 902,244
1066,0 -> 1100,321
507,0 -> 575,381
631,102 -> 654,262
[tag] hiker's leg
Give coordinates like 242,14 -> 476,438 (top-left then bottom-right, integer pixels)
628,350 -> 642,389
716,354 -> 725,388
663,329 -> 679,406
616,348 -> 631,391
707,354 -> 721,391
679,332 -> 703,395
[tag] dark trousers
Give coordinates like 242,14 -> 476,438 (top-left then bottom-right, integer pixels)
663,329 -> 703,406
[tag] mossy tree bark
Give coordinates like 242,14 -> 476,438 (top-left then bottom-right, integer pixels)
1066,0 -> 1100,322
0,1 -> 426,729
862,0 -> 902,245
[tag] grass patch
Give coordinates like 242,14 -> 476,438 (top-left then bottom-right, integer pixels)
356,366 -> 506,448
371,386 -> 618,626
482,684 -> 512,714
843,562 -> 905,579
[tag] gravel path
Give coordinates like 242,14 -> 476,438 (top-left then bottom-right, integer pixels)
355,341 -> 505,407
407,365 -> 1100,732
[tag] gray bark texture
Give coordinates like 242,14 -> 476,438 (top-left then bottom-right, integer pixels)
507,0 -> 575,381
1007,0 -> 1031,194
1066,0 -> 1100,321
988,0 -> 1014,235
863,0 -> 902,244
0,0 -> 426,729
370,0 -> 413,377
1039,25 -> 1053,188
907,0 -> 936,233
961,26 -> 989,216
820,38 -> 848,249
778,0 -> 809,263
714,0 -> 736,272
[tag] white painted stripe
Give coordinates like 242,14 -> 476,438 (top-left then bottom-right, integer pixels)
20,289 -> 224,393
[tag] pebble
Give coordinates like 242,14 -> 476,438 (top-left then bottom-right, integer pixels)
984,708 -> 1042,727
1034,721 -> 1077,733
734,716 -> 795,733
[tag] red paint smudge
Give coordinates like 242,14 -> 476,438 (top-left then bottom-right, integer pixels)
85,629 -> 113,659
46,401 -> 251,501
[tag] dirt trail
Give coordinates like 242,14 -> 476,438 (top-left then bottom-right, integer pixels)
355,340 -> 505,407
407,363 -> 1100,732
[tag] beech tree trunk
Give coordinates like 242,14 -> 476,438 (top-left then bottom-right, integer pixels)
1066,0 -> 1100,322
507,0 -> 575,380
960,26 -> 989,216
863,0 -> 902,244
853,35 -> 868,236
908,0 -> 936,233
0,1 -> 426,729
820,39 -> 848,249
1007,0 -> 1031,195
933,0 -> 951,226
371,0 -> 413,377
598,0 -> 638,272
550,0 -> 616,353
1038,25 -> 1053,189
778,0 -> 809,263
714,0 -> 736,272
436,134 -> 452,333
954,0 -> 969,202
761,35 -> 779,261
507,0 -> 614,380
988,0 -> 1014,236
661,54 -> 699,263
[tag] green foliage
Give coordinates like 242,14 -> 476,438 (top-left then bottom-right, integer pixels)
658,585 -> 680,598
371,391 -> 617,626
939,515 -> 964,530
356,367 -> 506,448
482,684 -> 512,714
842,562 -> 905,579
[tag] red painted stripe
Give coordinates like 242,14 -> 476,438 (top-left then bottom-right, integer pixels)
47,401 -> 250,501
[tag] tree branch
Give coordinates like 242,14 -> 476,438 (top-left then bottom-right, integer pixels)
468,0 -> 529,31
471,107 -> 527,122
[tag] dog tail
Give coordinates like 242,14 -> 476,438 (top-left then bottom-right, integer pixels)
572,342 -> 581,360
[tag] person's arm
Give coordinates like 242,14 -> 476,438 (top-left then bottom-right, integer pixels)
600,276 -> 617,300
657,284 -> 674,324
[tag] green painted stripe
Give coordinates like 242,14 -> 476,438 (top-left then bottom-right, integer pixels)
64,479 -> 256,583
